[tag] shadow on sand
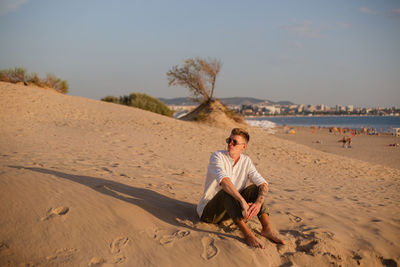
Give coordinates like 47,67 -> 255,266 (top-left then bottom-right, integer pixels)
9,166 -> 243,242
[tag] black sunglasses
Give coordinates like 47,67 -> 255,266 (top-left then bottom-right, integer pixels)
226,137 -> 245,146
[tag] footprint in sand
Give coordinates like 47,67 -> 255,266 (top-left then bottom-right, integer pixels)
41,206 -> 69,221
286,212 -> 302,223
282,229 -> 338,259
88,257 -> 106,266
110,237 -> 129,254
46,248 -> 78,262
201,236 -> 218,260
175,218 -> 195,228
88,256 -> 126,266
101,167 -> 113,173
111,256 -> 126,264
159,230 -> 190,246
0,242 -> 12,258
88,237 -> 128,267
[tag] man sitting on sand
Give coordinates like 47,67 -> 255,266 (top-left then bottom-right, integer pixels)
197,128 -> 284,248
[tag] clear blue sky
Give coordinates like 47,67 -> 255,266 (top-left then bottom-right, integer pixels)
1,0 -> 399,107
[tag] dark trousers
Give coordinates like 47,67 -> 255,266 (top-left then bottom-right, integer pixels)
201,184 -> 269,224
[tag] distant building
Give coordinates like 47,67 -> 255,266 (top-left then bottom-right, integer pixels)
165,97 -> 399,117
254,101 -> 271,108
262,105 -> 280,115
316,104 -> 326,112
305,104 -> 316,112
362,108 -> 372,114
346,105 -> 354,112
335,105 -> 346,112
241,105 -> 254,115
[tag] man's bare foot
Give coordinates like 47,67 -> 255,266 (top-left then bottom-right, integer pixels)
260,229 -> 285,244
244,234 -> 264,249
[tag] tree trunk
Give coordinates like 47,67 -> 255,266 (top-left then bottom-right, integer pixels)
210,77 -> 216,100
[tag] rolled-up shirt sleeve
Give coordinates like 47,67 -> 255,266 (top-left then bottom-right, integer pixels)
247,159 -> 268,186
208,152 -> 229,185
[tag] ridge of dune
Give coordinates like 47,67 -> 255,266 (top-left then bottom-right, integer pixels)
1,82 -> 399,266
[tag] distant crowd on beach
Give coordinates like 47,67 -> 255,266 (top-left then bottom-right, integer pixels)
326,126 -> 394,136
283,125 -> 394,137
318,126 -> 399,148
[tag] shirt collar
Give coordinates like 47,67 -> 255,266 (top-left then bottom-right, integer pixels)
224,150 -> 241,165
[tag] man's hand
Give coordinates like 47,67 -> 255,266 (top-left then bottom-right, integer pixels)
220,179 -> 269,221
243,183 -> 269,220
240,201 -> 250,218
221,178 -> 251,219
245,202 -> 261,221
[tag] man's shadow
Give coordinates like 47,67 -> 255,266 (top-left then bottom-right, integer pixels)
10,166 -> 197,227
9,166 -> 242,242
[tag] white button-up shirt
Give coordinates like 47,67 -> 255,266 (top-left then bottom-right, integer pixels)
197,150 -> 268,218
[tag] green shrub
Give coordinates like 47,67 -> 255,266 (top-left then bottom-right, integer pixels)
26,72 -> 42,87
0,67 -> 26,83
101,92 -> 174,117
129,93 -> 174,116
44,73 -> 69,94
0,69 -> 10,82
101,96 -> 119,103
0,67 -> 69,94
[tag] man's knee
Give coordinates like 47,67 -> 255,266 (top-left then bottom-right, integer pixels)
221,190 -> 238,204
244,184 -> 258,193
241,184 -> 259,202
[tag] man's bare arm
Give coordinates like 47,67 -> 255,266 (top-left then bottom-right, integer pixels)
256,183 -> 269,205
220,177 -> 249,213
246,183 -> 269,220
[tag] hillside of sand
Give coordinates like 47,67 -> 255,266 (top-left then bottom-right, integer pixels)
0,82 -> 399,266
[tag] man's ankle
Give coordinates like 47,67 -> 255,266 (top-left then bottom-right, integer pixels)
236,220 -> 253,235
261,227 -> 273,233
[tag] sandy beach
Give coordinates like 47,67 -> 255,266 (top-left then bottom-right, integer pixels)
273,126 -> 400,170
1,82 -> 399,266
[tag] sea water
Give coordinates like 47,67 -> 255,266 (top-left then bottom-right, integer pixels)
246,115 -> 400,133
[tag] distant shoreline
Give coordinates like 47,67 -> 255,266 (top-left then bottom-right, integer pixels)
245,114 -> 400,118
245,115 -> 400,134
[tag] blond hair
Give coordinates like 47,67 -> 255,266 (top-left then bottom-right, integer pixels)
231,128 -> 250,143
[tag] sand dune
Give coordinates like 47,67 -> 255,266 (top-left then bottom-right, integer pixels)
1,82 -> 399,266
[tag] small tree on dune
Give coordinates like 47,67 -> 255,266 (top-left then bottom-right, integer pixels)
166,57 -> 244,124
166,57 -> 222,103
